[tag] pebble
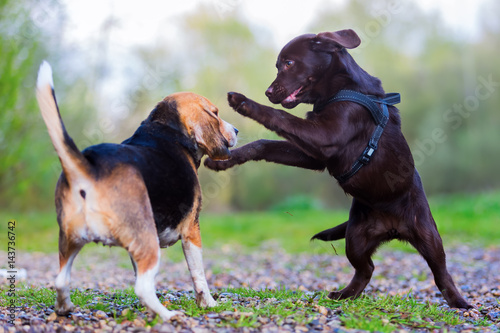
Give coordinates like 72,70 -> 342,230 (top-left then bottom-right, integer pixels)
315,305 -> 329,316
46,312 -> 57,322
95,310 -> 108,319
488,311 -> 500,321
1,244 -> 499,332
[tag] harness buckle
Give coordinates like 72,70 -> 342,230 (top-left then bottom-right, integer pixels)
360,145 -> 376,165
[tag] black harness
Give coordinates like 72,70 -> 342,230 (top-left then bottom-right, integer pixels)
314,90 -> 401,183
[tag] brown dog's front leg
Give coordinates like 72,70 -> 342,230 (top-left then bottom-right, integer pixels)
205,140 -> 325,171
203,141 -> 258,171
227,93 -> 339,157
227,92 -> 298,132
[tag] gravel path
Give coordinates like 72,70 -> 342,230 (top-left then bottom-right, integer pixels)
1,243 -> 500,332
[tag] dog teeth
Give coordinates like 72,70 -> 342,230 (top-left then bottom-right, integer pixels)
284,86 -> 303,102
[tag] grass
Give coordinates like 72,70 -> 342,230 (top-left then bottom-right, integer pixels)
0,285 -> 486,331
331,293 -> 466,331
2,190 -> 499,256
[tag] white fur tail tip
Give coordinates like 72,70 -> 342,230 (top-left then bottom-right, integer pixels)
37,61 -> 54,90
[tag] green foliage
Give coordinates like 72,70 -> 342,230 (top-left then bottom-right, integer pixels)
0,0 -> 52,210
0,211 -> 58,252
5,190 -> 500,255
431,191 -> 500,246
0,1 -> 103,210
270,194 -> 324,212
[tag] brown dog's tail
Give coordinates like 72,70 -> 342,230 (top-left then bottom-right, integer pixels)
36,61 -> 93,184
311,221 -> 348,241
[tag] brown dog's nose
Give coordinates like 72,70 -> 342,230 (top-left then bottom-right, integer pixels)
265,86 -> 273,98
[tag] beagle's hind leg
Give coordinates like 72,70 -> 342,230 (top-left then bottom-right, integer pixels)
103,165 -> 183,320
54,185 -> 86,316
130,247 -> 183,320
55,232 -> 83,315
121,210 -> 183,320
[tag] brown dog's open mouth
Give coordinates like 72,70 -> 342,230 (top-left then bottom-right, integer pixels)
283,86 -> 303,104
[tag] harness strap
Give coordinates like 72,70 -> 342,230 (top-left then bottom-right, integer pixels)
318,90 -> 400,183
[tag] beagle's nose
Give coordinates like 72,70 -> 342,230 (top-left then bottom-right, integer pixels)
234,127 -> 239,136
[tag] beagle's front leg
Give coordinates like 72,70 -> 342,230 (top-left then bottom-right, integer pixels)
181,222 -> 217,308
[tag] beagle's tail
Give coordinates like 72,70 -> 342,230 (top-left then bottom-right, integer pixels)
36,61 -> 92,183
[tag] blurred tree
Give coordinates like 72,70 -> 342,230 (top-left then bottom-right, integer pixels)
2,0 -> 499,213
309,0 -> 500,197
0,0 -> 53,210
104,2 -> 500,211
0,0 -> 101,210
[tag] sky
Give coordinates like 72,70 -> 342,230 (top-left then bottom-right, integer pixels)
58,0 -> 489,51
43,0 -> 491,120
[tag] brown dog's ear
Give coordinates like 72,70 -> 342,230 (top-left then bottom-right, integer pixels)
311,29 -> 361,52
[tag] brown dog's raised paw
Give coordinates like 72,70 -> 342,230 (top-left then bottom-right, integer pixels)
227,92 -> 250,115
204,157 -> 235,171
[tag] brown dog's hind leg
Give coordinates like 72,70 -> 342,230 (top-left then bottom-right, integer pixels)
330,233 -> 379,300
329,201 -> 384,300
403,174 -> 471,309
406,212 -> 472,309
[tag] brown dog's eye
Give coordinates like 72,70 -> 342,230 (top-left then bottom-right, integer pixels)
284,60 -> 294,68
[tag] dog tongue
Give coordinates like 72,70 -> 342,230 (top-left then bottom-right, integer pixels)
283,86 -> 302,103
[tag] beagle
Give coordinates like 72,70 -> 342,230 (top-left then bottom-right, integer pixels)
36,61 -> 238,320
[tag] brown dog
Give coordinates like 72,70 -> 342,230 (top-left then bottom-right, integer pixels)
205,29 -> 471,309
36,61 -> 238,320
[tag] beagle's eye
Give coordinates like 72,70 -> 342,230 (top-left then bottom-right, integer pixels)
213,109 -> 219,116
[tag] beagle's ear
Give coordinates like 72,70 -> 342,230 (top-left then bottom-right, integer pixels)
311,29 -> 361,52
149,100 -> 180,124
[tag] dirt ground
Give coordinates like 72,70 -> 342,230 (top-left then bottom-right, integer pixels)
1,244 -> 499,332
